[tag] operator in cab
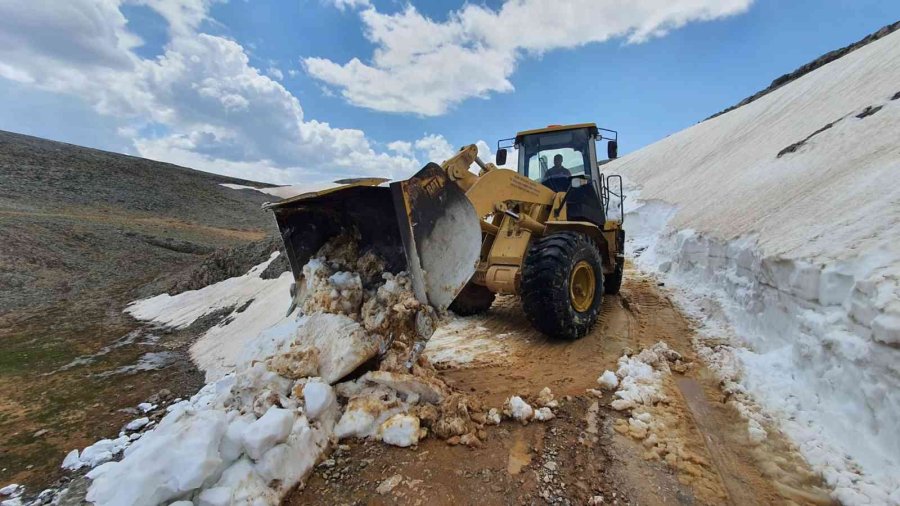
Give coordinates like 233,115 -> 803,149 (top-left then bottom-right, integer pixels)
545,154 -> 571,179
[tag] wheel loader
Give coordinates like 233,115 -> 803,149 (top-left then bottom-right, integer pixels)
265,123 -> 625,340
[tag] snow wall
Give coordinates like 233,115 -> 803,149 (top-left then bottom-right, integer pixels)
610,30 -> 900,505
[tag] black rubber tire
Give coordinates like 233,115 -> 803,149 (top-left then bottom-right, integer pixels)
521,232 -> 604,340
604,230 -> 625,295
449,282 -> 496,316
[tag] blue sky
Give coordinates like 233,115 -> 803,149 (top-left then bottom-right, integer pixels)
0,0 -> 897,184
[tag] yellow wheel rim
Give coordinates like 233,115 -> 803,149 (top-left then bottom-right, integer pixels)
569,260 -> 596,312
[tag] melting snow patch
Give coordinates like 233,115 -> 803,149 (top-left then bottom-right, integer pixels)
425,318 -> 509,367
127,252 -> 295,382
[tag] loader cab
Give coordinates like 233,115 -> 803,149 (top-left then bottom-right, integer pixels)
496,123 -> 619,228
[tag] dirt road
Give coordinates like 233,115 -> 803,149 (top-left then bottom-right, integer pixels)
288,269 -> 833,505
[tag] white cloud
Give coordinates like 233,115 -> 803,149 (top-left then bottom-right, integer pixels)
475,140 -> 493,164
0,0 -> 138,83
386,140 -> 412,156
305,0 -> 753,115
132,0 -> 217,35
411,134 -> 502,174
324,0 -> 370,12
266,66 -> 284,81
0,0 -> 423,184
414,133 -> 455,163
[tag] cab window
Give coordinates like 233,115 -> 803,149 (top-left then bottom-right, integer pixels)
519,128 -> 591,182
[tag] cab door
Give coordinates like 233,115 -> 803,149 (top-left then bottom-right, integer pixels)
562,138 -> 606,227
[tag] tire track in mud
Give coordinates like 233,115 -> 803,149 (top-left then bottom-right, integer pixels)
617,273 -> 833,505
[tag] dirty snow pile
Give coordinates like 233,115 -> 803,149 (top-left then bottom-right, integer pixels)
72,234 -> 555,506
593,344 -> 709,476
611,29 -> 900,505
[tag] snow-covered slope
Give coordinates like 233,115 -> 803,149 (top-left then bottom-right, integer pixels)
611,30 -> 900,505
126,252 -> 295,381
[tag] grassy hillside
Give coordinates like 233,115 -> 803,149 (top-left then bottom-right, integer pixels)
0,130 -> 279,490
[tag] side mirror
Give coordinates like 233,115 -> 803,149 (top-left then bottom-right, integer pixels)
496,148 -> 507,166
607,140 -> 618,160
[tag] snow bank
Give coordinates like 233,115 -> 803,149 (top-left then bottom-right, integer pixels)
612,30 -> 900,505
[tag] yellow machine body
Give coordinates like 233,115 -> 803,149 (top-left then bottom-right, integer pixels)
266,122 -> 625,339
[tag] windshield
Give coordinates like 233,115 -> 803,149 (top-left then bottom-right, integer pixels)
518,128 -> 591,182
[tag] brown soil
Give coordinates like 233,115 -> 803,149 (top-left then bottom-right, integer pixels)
0,129 -> 277,492
287,269 -> 833,505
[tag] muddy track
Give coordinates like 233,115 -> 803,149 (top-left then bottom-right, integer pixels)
288,270 -> 832,505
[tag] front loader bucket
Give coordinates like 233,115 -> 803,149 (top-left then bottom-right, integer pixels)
265,165 -> 481,311
264,179 -> 405,282
391,163 -> 481,310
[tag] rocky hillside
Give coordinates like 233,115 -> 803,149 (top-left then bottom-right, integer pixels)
0,130 -> 283,491
0,130 -> 281,316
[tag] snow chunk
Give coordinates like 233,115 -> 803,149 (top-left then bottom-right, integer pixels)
334,388 -> 407,440
220,413 -> 255,463
506,396 -> 534,423
0,485 -> 22,498
597,370 -> 619,390
61,449 -> 81,470
208,458 -> 276,505
197,487 -> 230,506
610,343 -> 675,411
254,416 -> 330,490
241,406 -> 294,460
486,408 -> 502,425
361,370 -> 447,404
379,414 -> 421,447
125,417 -> 149,431
86,409 -> 227,506
278,314 -> 378,384
747,418 -> 768,444
137,402 -> 155,413
302,380 -> 337,422
67,436 -> 131,469
534,407 -> 555,421
536,387 -> 558,408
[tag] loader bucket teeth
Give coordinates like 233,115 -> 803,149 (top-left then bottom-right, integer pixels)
391,163 -> 481,310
